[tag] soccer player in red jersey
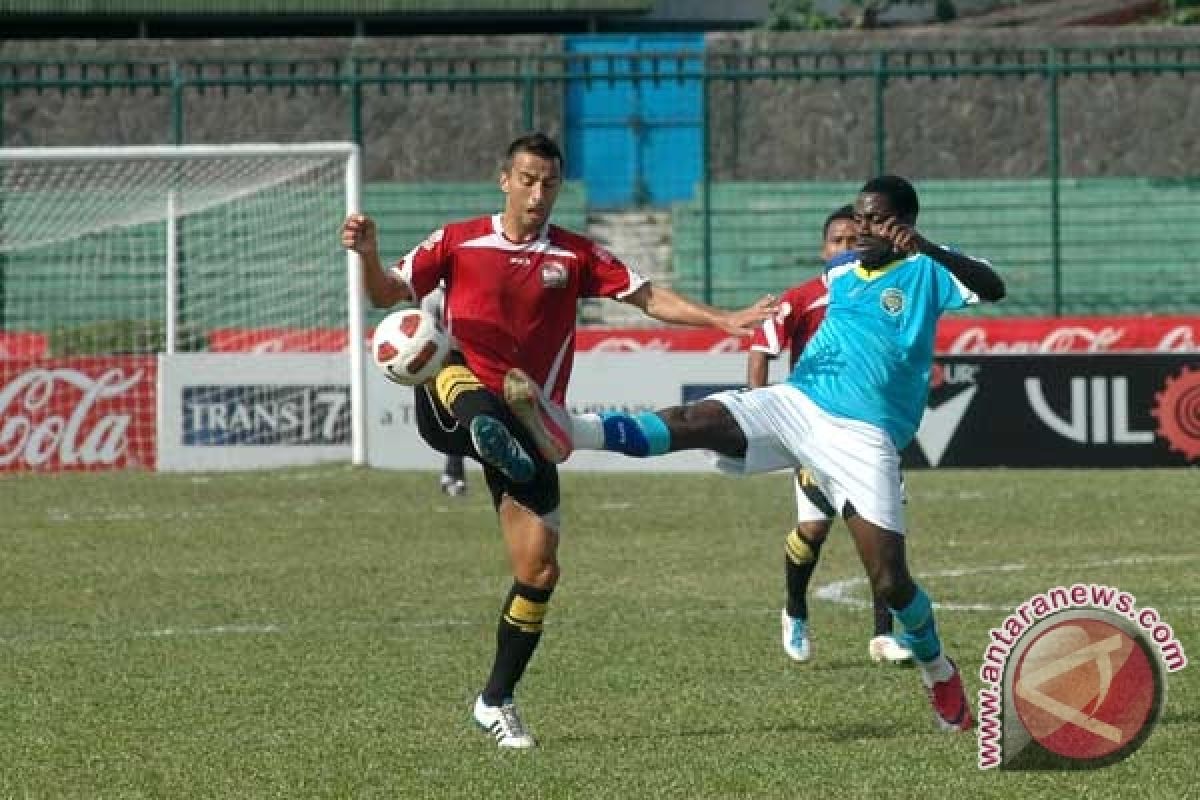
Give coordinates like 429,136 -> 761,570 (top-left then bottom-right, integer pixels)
748,206 -> 912,667
342,132 -> 774,747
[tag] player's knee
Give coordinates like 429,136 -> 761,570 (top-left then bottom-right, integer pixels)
511,555 -> 558,589
533,559 -> 560,588
795,520 -> 831,544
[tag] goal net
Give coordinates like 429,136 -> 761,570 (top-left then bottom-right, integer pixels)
0,143 -> 364,473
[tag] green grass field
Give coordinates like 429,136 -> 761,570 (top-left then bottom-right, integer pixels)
2,467 -> 1197,799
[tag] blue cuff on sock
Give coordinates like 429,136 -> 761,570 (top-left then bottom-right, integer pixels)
599,411 -> 671,457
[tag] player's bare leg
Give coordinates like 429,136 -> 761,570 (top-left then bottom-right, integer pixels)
473,498 -> 560,749
569,399 -> 748,458
844,509 -> 972,731
440,454 -> 467,497
781,517 -> 831,663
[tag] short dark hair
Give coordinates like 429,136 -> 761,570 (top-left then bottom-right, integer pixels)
505,132 -> 564,170
823,204 -> 855,237
860,175 -> 919,220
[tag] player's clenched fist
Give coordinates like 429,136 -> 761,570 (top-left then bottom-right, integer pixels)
875,217 -> 920,256
341,213 -> 378,257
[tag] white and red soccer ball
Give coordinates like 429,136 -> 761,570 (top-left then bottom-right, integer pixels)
371,308 -> 451,386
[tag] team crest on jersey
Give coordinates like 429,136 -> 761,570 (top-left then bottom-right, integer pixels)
541,261 -> 569,288
880,287 -> 905,316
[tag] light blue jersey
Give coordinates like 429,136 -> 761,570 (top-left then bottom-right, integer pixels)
787,253 -> 979,448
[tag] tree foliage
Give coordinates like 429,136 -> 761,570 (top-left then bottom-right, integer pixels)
1167,0 -> 1200,24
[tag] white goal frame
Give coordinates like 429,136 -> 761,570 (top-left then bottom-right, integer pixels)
0,142 -> 367,466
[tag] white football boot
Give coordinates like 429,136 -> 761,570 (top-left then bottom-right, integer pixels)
472,694 -> 537,749
781,609 -> 812,663
868,634 -> 914,664
503,368 -> 573,464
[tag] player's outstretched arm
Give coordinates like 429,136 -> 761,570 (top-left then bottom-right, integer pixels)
341,213 -> 412,308
918,236 -> 1006,302
623,284 -> 777,335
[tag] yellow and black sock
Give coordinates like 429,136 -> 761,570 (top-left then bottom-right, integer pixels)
482,582 -> 553,705
784,529 -> 823,620
433,364 -> 506,427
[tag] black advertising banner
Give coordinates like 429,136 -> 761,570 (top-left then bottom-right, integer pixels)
903,355 -> 1199,468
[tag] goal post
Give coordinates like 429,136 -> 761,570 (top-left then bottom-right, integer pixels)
0,142 -> 366,472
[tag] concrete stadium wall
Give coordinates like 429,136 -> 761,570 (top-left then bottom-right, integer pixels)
2,27 -> 1198,182
705,27 -> 1200,180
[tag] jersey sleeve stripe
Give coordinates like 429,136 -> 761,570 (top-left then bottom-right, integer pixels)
614,269 -> 648,299
389,260 -> 419,300
948,272 -> 980,305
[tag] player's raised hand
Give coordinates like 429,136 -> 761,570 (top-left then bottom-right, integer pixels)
716,293 -> 780,336
876,217 -> 920,256
341,213 -> 378,258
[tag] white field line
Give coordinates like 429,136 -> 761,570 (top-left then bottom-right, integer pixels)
5,555 -> 1196,644
815,554 -> 1200,613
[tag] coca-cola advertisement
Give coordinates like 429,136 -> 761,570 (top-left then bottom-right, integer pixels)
0,332 -> 49,359
575,327 -> 747,354
0,357 -> 157,472
575,316 -> 1200,354
935,315 -> 1200,354
192,316 -> 1200,355
208,328 -> 349,353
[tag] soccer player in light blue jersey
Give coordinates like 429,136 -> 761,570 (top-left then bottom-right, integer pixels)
528,175 -> 1005,732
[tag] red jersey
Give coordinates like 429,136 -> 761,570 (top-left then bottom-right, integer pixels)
749,274 -> 829,369
391,214 -> 645,404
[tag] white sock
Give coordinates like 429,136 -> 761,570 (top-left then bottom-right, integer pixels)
918,653 -> 954,687
570,413 -> 605,450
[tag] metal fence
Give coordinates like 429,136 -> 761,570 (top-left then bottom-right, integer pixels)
3,43 -> 1199,316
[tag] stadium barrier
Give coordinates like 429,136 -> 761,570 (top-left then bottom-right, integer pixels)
3,318 -> 1195,472
366,350 -> 1199,472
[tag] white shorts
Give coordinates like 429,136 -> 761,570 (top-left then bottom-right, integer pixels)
709,384 -> 905,533
792,468 -> 835,524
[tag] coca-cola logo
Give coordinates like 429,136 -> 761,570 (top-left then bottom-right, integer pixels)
586,336 -> 745,354
0,365 -> 145,468
945,324 -> 1198,354
947,326 -> 1127,354
1157,326 -> 1199,352
588,337 -> 673,353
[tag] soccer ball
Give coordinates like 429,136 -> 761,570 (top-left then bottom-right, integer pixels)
372,308 -> 451,386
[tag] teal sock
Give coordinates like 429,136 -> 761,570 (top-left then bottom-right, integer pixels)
635,412 -> 671,455
892,586 -> 942,663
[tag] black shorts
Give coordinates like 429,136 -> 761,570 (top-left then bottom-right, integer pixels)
413,383 -> 560,517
